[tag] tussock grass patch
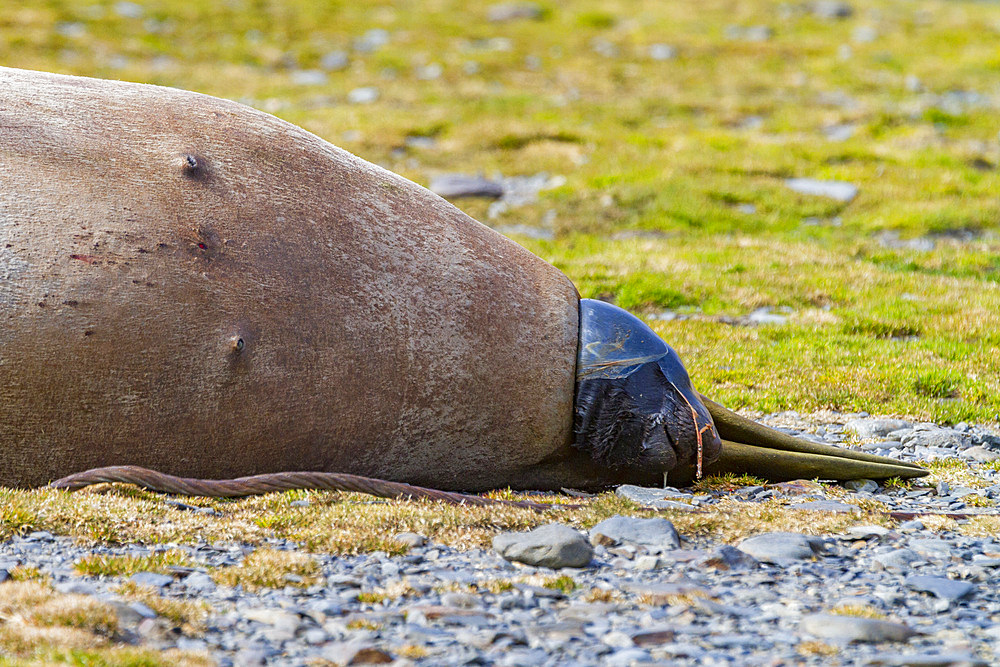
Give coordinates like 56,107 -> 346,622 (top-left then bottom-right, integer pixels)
0,581 -> 117,658
74,549 -> 195,578
114,582 -> 210,637
211,548 -> 320,592
830,603 -> 887,620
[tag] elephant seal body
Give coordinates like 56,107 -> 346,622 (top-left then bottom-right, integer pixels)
0,66 -> 607,491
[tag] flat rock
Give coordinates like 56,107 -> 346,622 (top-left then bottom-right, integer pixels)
130,571 -> 173,588
737,532 -> 827,563
901,429 -> 971,450
615,484 -> 696,510
788,500 -> 859,513
843,479 -> 879,494
873,548 -> 921,571
800,613 -> 917,643
960,446 -> 1000,462
320,641 -> 393,665
694,545 -> 760,571
492,523 -> 593,569
589,515 -> 680,552
392,532 -> 427,548
811,1 -> 853,19
905,575 -> 975,601
865,652 -> 988,667
785,177 -> 858,202
429,174 -> 504,199
844,525 -> 894,540
487,2 -> 542,22
844,418 -> 911,439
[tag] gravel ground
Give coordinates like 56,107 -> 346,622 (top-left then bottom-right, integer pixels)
3,413 -> 1000,666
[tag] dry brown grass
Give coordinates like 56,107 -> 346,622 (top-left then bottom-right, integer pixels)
4,482 -> 989,561
830,603 -> 886,620
0,580 -> 116,658
74,549 -> 195,578
114,582 -> 211,636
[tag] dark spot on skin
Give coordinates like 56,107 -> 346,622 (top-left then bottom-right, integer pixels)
198,243 -> 207,250
137,248 -> 149,254
70,254 -> 100,264
83,330 -> 93,336
37,302 -> 46,307
181,153 -> 209,180
63,300 -> 79,307
157,243 -> 169,250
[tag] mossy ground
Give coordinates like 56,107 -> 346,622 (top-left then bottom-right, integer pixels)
4,0 -> 998,422
2,1 -> 1000,662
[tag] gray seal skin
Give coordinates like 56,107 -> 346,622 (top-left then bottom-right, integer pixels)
0,67 -> 925,493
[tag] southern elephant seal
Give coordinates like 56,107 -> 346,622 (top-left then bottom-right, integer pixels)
0,67 -> 925,497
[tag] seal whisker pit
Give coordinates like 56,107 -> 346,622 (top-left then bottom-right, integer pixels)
0,66 -> 926,502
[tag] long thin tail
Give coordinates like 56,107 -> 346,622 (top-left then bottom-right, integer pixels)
49,465 -> 556,511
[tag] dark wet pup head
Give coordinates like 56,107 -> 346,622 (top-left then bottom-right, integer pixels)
573,299 -> 722,476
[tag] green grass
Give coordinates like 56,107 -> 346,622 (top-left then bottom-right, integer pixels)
3,0 -> 1000,424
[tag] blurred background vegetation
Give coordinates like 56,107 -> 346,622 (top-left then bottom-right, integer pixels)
3,0 -> 1000,423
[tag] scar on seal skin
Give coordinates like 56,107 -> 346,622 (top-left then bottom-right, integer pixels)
0,66 -> 926,501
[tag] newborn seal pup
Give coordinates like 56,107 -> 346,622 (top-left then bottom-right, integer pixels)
0,67 -> 925,496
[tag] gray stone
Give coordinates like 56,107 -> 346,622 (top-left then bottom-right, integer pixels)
354,28 -> 390,53
130,571 -> 173,588
320,51 -> 349,71
429,174 -> 504,199
788,500 -> 859,513
903,429 -> 971,450
493,523 -> 594,569
292,70 -> 327,86
844,419 -> 912,439
346,87 -> 379,104
615,484 -> 697,510
737,533 -> 827,563
844,479 -> 879,494
648,44 -> 676,61
393,532 -> 427,548
785,177 -> 858,202
589,516 -> 680,553
905,575 -> 975,601
873,548 -> 921,571
320,640 -> 393,665
182,572 -> 216,592
960,446 -> 1000,462
487,2 -> 542,22
852,25 -> 878,43
811,1 -> 853,19
800,613 -> 917,643
845,525 -> 893,540
866,652 -> 988,666
695,545 -> 760,571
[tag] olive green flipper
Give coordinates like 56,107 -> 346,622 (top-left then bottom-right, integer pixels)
689,394 -> 928,483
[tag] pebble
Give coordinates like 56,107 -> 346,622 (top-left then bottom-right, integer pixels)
492,523 -> 593,568
785,177 -> 859,202
737,532 -> 828,563
130,571 -> 174,588
800,613 -> 917,643
429,174 -> 504,199
905,575 -> 976,601
589,516 -> 680,552
346,87 -> 379,104
811,1 -> 853,19
487,2 -> 542,22
845,418 -> 912,439
5,413 -> 1000,665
